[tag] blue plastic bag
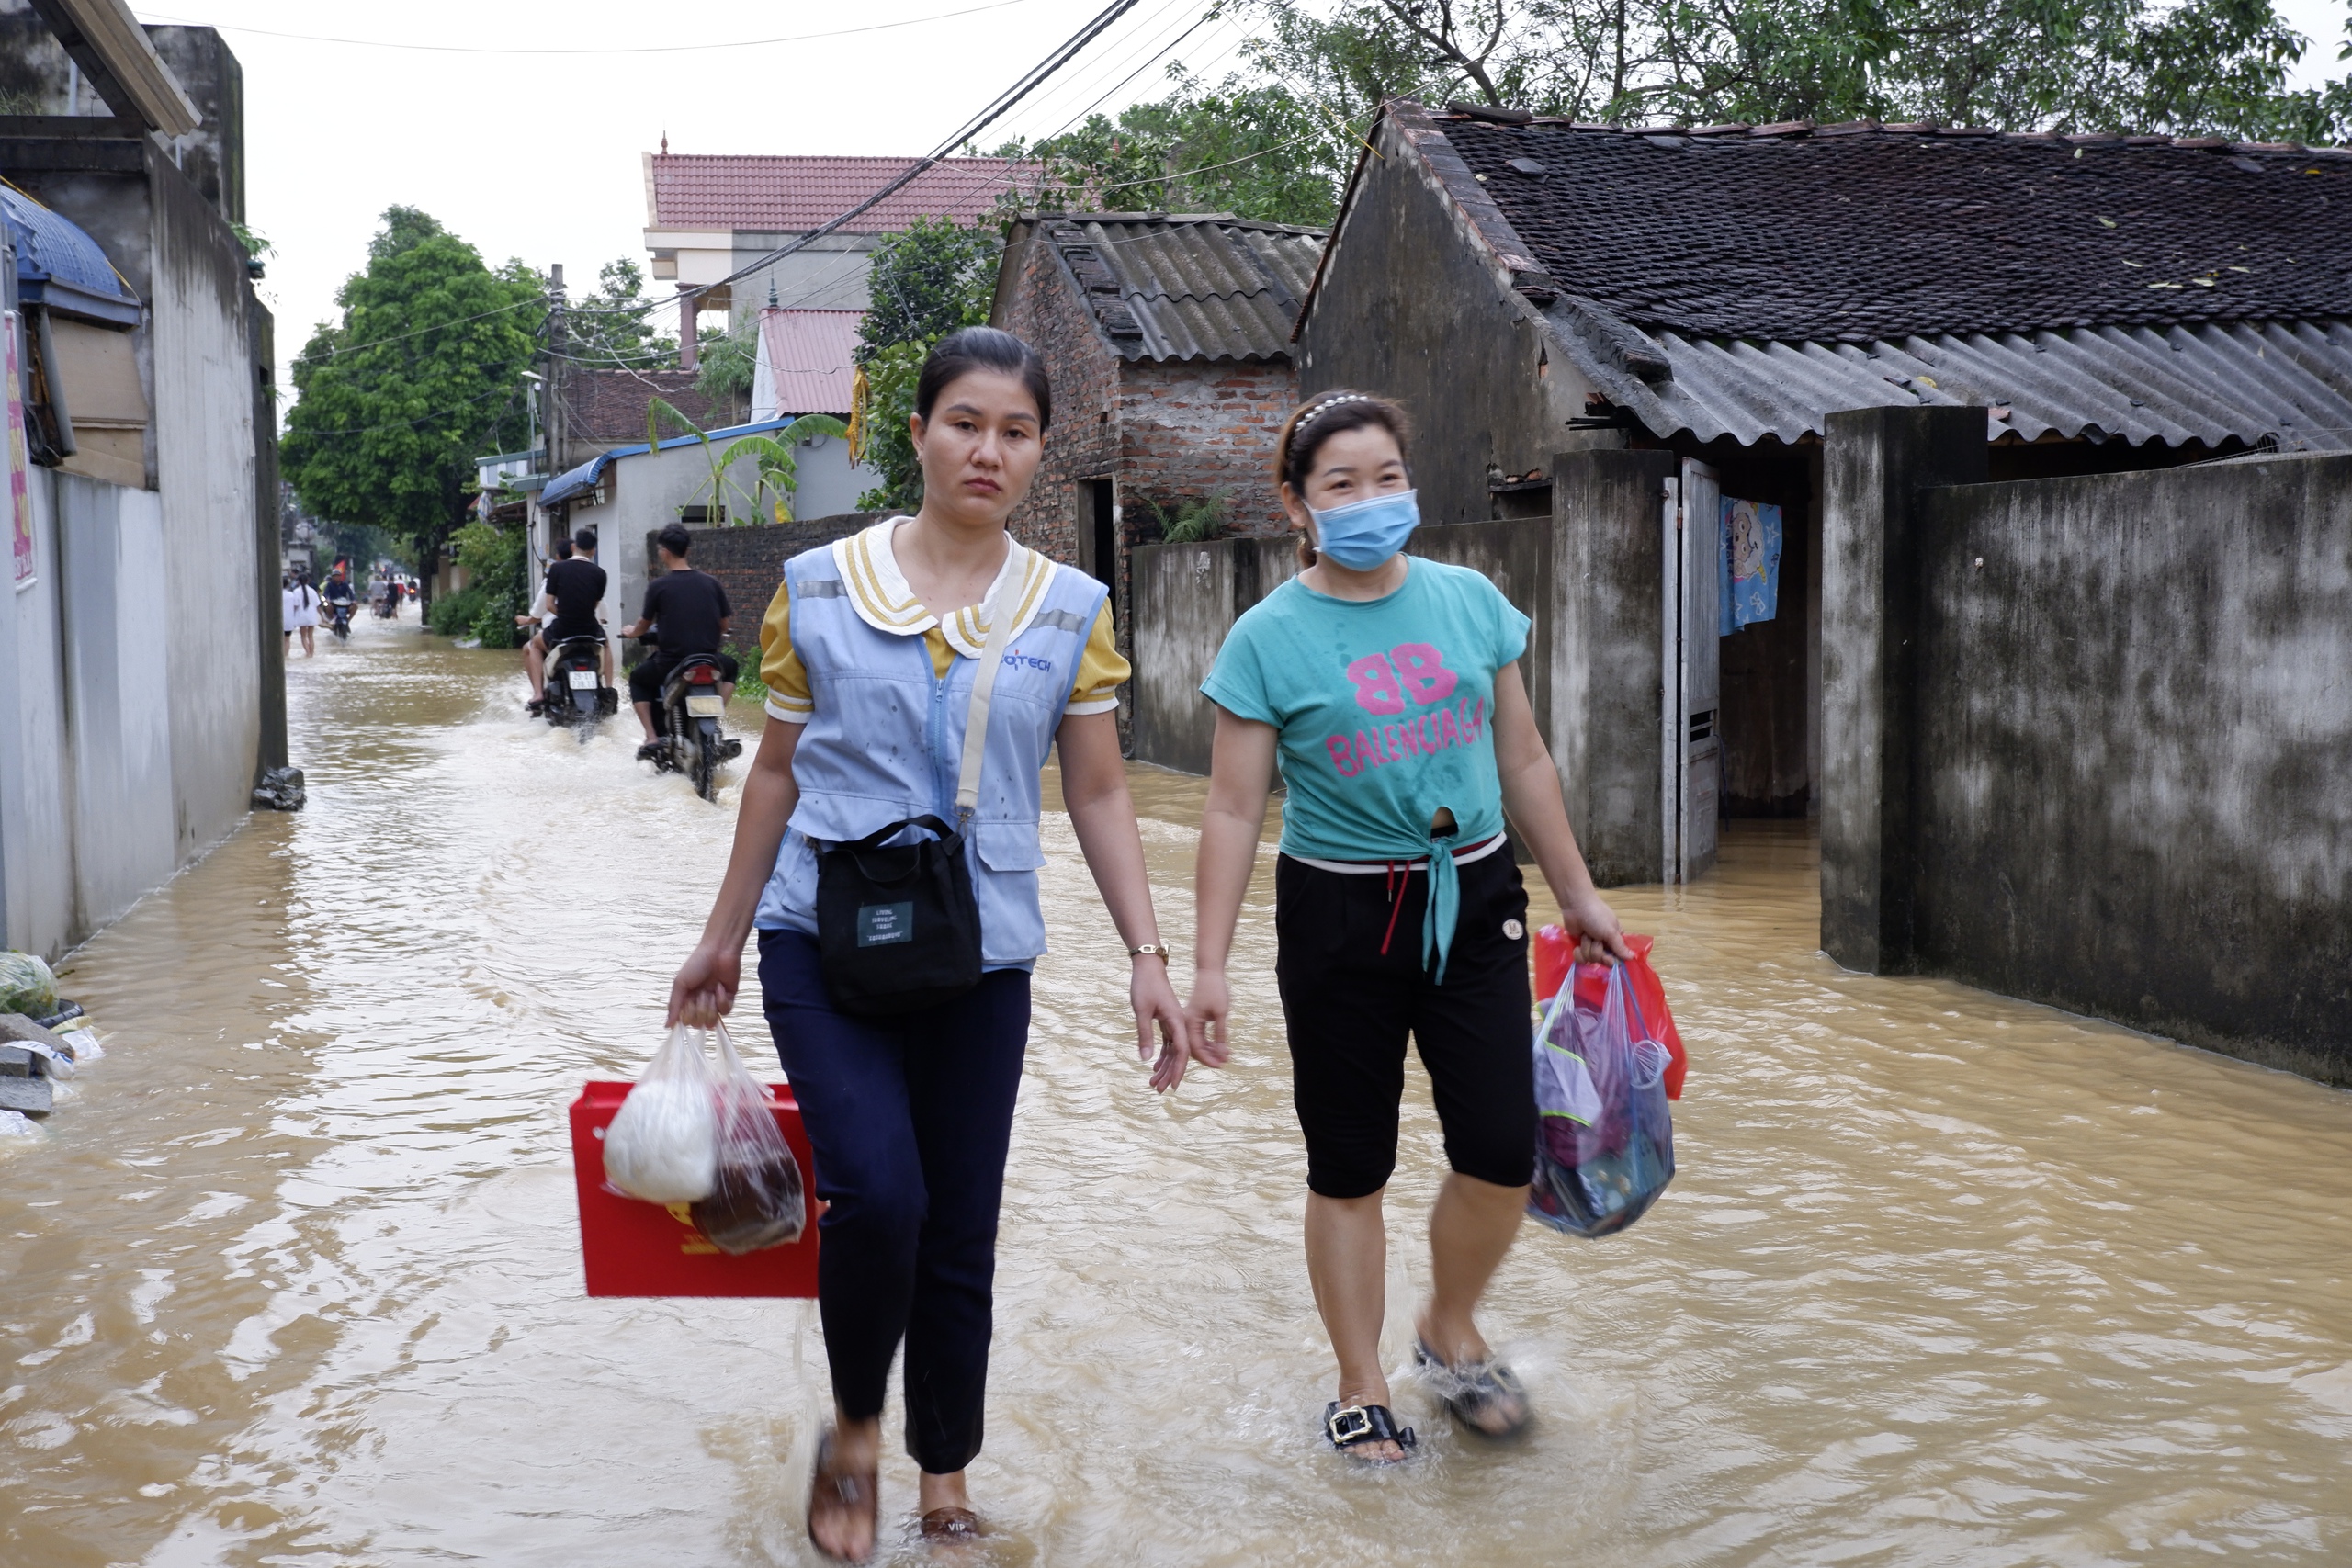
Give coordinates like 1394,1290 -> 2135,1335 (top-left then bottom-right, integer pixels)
1527,961 -> 1676,1237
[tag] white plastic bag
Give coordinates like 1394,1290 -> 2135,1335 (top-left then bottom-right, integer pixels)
602,1023 -> 721,1203
690,1025 -> 807,1255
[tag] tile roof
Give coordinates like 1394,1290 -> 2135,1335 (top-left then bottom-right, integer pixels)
1035,213 -> 1327,362
648,154 -> 1041,232
754,309 -> 861,417
1437,116 -> 2352,342
565,368 -> 741,444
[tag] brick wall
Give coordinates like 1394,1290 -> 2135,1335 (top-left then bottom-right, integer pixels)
645,513 -> 880,648
1116,359 -> 1295,536
999,234 -> 1120,567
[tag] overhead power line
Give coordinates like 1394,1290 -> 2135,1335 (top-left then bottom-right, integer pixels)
691,0 -> 1159,305
134,0 -> 1045,54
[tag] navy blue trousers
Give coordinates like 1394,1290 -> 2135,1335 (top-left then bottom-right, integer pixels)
756,929 -> 1030,1474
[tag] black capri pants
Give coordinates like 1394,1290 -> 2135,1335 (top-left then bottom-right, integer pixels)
628,649 -> 740,706
1273,843 -> 1535,1200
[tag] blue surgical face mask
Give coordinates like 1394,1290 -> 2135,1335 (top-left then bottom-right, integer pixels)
1309,488 -> 1419,571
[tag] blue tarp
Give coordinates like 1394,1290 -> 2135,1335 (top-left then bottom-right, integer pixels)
0,186 -> 141,327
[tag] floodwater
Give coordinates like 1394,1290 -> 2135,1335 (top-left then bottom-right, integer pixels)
6,613 -> 2352,1568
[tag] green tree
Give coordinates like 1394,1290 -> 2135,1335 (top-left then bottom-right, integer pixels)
281,206 -> 544,615
694,319 -> 759,418
851,218 -> 1001,511
566,257 -> 677,370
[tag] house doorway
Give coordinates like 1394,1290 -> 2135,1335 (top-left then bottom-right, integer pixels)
1081,479 -> 1118,624
1661,443 -> 1822,883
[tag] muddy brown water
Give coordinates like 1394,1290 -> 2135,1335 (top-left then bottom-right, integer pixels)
5,618 -> 2351,1566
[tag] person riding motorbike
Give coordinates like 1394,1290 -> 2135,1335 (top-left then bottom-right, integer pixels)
619,523 -> 736,759
321,567 -> 357,637
523,527 -> 611,714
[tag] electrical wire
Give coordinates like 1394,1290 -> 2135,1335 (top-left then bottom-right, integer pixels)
292,294 -> 548,366
687,0 -> 1163,305
132,0 -> 1046,54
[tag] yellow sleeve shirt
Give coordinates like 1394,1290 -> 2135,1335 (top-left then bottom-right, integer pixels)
759,584 -> 1127,725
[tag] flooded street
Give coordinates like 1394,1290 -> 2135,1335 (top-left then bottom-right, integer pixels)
6,615 -> 2351,1567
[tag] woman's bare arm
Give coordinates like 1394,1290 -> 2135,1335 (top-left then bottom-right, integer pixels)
1491,660 -> 1631,964
1185,708 -> 1279,1060
668,718 -> 801,1024
1056,710 -> 1196,1090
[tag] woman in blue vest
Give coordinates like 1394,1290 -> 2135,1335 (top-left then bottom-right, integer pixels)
1186,390 -> 1632,1463
667,328 -> 1197,1560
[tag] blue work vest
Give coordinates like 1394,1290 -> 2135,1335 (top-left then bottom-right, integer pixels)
752,538 -> 1109,968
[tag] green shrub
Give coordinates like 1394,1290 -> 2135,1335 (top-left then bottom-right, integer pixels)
427,583 -> 487,637
1153,492 -> 1230,545
447,519 -> 528,649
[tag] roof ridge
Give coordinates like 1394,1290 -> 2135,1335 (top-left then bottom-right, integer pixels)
1438,110 -> 2348,155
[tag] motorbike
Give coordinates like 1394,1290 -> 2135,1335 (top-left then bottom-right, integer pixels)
647,654 -> 742,802
327,599 -> 354,641
544,634 -> 618,739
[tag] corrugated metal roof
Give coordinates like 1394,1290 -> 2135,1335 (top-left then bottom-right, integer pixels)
648,154 -> 1039,232
1042,214 -> 1326,363
754,309 -> 859,417
0,186 -> 140,327
1547,310 -> 2352,450
539,413 -> 813,507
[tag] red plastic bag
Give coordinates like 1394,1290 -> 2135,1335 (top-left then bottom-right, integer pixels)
1532,926 -> 1685,1100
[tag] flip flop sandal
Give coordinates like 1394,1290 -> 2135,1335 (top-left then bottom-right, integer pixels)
1323,1401 -> 1417,1462
807,1429 -> 878,1563
921,1506 -> 983,1541
1414,1338 -> 1532,1440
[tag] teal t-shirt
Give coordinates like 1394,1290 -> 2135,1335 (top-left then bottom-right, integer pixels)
1201,558 -> 1532,862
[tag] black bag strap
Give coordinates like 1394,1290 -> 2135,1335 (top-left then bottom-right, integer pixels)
831,816 -> 961,877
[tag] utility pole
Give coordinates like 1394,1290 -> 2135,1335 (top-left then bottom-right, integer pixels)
544,262 -> 565,477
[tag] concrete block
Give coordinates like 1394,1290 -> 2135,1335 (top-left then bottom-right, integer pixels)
0,1043 -> 46,1077
0,1013 -> 69,1055
0,1074 -> 51,1116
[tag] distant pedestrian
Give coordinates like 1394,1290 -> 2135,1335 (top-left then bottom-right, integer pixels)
1185,389 -> 1632,1463
282,570 -> 319,658
665,327 -> 1200,1562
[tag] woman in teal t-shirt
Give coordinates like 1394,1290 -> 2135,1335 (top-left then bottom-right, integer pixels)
1187,391 -> 1632,1462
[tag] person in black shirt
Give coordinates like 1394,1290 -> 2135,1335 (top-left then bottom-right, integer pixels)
524,527 -> 610,712
620,523 -> 737,752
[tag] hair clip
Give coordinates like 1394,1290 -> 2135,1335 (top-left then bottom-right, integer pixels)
1291,393 -> 1371,438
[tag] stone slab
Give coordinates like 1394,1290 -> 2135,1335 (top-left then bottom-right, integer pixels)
0,1075 -> 52,1116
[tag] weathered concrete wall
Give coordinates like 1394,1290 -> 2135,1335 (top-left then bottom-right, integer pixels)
1295,109 -> 1600,529
1824,407 -> 2352,1077
0,116 -> 277,958
1129,535 -> 1298,777
1553,448 -> 1679,885
1820,407 -> 1987,974
150,134 -> 264,863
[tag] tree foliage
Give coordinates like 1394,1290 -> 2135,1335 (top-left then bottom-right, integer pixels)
281,206 -> 544,594
850,219 -> 1001,512
989,0 -> 2349,236
565,257 -> 677,370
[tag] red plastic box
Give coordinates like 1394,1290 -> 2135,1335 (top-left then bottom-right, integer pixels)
570,1080 -> 820,1297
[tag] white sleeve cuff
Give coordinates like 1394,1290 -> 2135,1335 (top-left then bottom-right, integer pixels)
1063,695 -> 1119,716
764,696 -> 813,724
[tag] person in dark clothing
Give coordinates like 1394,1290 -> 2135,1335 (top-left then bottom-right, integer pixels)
524,527 -> 609,712
620,523 -> 738,751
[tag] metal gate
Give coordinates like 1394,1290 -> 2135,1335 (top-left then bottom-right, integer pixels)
1660,459 -> 1721,883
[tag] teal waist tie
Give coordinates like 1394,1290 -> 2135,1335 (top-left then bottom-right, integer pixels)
1422,831 -> 1463,986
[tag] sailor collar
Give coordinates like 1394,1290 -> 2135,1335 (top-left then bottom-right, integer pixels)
830,516 -> 1054,659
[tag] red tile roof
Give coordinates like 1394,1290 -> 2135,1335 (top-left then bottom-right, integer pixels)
757,309 -> 862,416
649,154 -> 1040,233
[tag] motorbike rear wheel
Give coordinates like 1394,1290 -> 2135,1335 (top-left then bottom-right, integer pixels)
691,728 -> 718,802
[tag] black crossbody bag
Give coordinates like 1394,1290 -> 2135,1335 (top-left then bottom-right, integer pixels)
813,564 -> 1017,1016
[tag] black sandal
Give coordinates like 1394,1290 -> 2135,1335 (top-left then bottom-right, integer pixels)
1323,1401 -> 1417,1461
1414,1338 -> 1532,1439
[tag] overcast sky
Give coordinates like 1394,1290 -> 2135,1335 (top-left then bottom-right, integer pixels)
133,0 -> 2350,423
130,0 -> 1261,413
